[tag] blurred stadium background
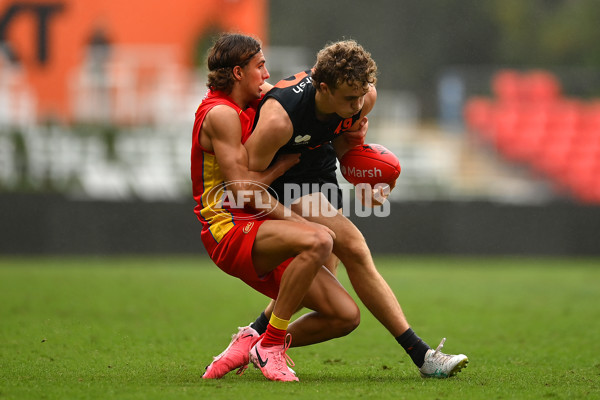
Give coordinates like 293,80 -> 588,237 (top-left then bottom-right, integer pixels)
1,0 -> 599,256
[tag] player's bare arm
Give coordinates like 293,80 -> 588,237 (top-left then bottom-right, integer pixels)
245,98 -> 295,172
202,105 -> 297,185
260,81 -> 274,93
243,98 -> 336,235
202,105 -> 301,220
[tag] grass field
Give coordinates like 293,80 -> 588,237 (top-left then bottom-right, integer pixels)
1,256 -> 599,399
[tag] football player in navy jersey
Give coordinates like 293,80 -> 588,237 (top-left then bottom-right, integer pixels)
203,39 -> 468,380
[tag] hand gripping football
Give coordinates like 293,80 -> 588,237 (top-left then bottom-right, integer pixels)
340,144 -> 401,186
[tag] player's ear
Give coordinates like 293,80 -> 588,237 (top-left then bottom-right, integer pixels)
233,65 -> 244,81
319,82 -> 330,94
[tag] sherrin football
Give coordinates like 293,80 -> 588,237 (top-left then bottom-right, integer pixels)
340,144 -> 401,186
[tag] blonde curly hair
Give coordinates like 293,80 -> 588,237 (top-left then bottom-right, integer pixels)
311,40 -> 378,92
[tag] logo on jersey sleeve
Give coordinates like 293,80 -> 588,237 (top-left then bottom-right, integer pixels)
274,71 -> 313,95
294,134 -> 311,144
274,70 -> 310,89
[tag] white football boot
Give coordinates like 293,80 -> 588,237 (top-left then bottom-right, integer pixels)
419,338 -> 468,378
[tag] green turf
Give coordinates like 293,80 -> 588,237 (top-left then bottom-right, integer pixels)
1,256 -> 599,399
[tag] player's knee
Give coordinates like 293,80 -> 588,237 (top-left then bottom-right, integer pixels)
335,303 -> 361,336
334,225 -> 369,260
305,228 -> 334,261
343,236 -> 370,262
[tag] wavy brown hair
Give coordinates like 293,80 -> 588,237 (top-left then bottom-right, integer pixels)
206,33 -> 262,93
311,40 -> 377,92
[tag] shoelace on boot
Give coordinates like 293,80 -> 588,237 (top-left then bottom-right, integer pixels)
271,333 -> 295,371
434,337 -> 446,354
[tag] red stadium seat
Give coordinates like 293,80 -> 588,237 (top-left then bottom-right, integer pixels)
546,100 -> 582,134
505,124 -> 546,162
463,97 -> 494,138
463,69 -> 600,203
492,69 -> 524,103
481,102 -> 519,155
580,101 -> 600,132
522,70 -> 561,103
532,139 -> 572,178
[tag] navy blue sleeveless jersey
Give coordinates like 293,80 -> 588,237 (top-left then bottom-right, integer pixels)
256,70 -> 361,208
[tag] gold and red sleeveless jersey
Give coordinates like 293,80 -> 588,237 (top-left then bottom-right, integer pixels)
190,89 -> 262,246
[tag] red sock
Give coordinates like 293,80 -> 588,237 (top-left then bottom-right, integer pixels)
260,323 -> 286,348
